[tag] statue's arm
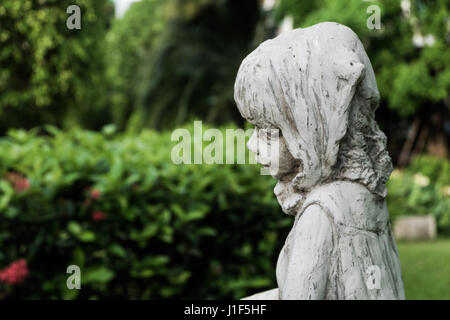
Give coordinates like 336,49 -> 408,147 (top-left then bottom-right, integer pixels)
281,205 -> 333,300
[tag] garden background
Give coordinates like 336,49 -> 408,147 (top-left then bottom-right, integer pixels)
0,0 -> 449,299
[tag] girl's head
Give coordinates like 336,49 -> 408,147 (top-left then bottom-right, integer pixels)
234,22 -> 392,207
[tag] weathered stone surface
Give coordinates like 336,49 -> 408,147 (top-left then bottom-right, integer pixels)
394,215 -> 437,240
241,288 -> 279,300
234,22 -> 405,300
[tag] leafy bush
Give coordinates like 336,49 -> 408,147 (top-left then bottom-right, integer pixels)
105,0 -> 166,130
0,125 -> 290,299
0,0 -> 113,131
408,155 -> 450,186
387,155 -> 450,234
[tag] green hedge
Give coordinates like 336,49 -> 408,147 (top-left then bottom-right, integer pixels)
0,126 -> 448,299
0,125 -> 290,299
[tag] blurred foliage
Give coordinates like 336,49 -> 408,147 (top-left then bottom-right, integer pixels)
1,0 -> 448,135
0,0 -> 114,132
133,0 -> 261,129
276,0 -> 450,116
0,125 -> 290,299
387,155 -> 450,234
106,0 -> 166,130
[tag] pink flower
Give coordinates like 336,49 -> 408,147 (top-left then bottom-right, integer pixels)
14,178 -> 30,192
0,259 -> 29,285
90,189 -> 102,200
4,172 -> 30,192
92,211 -> 107,222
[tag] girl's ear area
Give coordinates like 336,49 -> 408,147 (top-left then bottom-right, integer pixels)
332,48 -> 366,84
317,47 -> 366,178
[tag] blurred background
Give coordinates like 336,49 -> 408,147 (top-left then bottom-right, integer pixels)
0,0 -> 448,299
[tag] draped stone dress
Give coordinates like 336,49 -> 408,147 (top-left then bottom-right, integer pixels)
276,180 -> 405,299
244,180 -> 405,300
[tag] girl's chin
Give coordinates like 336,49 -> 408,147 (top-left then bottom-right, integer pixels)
274,180 -> 305,216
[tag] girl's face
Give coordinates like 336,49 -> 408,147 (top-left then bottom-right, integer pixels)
247,127 -> 298,180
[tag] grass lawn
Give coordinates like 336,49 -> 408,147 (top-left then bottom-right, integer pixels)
397,238 -> 450,300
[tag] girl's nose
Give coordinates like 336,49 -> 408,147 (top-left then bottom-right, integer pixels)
247,131 -> 258,154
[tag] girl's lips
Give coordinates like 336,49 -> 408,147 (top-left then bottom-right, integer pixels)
278,172 -> 298,182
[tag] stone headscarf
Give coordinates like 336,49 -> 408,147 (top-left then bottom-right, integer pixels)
234,22 -> 392,198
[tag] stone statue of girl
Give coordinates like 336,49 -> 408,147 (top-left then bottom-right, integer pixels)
234,22 -> 405,300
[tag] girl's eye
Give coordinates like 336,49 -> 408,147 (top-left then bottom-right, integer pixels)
266,128 -> 281,140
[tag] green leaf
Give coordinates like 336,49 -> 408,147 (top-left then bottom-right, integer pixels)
72,247 -> 85,267
101,124 -> 117,136
79,231 -> 96,242
130,224 -> 158,241
108,243 -> 126,258
130,269 -> 155,278
84,266 -> 114,284
141,255 -> 169,267
62,173 -> 80,185
172,271 -> 191,285
62,287 -> 80,300
0,180 -> 14,211
185,208 -> 208,221
67,221 -> 82,236
196,227 -> 216,237
170,204 -> 185,218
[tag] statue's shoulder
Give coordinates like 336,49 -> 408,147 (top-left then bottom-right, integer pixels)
300,181 -> 389,231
